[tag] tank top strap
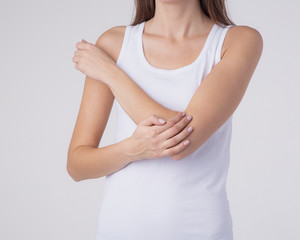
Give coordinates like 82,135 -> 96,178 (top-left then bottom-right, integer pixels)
214,24 -> 235,63
116,22 -> 235,70
116,23 -> 141,66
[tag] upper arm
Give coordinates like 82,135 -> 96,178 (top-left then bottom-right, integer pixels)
68,26 -> 126,157
171,25 -> 263,160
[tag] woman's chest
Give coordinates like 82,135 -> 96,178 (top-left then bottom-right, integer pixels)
120,60 -> 214,112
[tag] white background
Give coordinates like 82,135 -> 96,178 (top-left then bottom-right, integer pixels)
0,0 -> 299,239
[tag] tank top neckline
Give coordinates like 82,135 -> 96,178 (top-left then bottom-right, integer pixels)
137,21 -> 218,74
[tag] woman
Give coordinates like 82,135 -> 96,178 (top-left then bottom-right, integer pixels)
68,0 -> 263,239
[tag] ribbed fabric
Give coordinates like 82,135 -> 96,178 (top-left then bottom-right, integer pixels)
96,21 -> 234,240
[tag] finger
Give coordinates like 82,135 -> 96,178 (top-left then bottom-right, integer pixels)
155,112 -> 186,134
139,114 -> 166,127
74,50 -> 80,56
72,55 -> 80,63
75,62 -> 80,70
159,115 -> 192,140
161,124 -> 193,149
159,114 -> 192,140
160,139 -> 190,159
76,42 -> 89,50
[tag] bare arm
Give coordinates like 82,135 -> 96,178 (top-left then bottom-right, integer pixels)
67,76 -> 192,181
102,25 -> 264,160
66,74 -> 136,181
67,28 -> 194,181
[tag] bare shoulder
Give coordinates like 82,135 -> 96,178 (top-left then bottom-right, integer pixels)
95,25 -> 127,62
222,25 -> 264,60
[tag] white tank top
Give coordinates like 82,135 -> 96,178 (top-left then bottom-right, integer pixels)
96,21 -> 234,240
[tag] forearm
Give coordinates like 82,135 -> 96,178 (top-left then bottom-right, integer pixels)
67,138 -> 137,182
106,66 -> 179,124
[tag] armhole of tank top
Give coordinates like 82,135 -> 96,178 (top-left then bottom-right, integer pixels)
215,25 -> 234,63
116,25 -> 131,66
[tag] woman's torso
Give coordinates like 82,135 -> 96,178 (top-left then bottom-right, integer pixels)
96,20 -> 235,240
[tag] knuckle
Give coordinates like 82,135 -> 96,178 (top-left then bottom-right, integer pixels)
171,128 -> 178,136
150,137 -> 159,146
153,151 -> 161,158
168,119 -> 176,126
171,137 -> 178,145
159,151 -> 166,158
167,148 -> 175,156
175,124 -> 182,131
149,129 -> 157,137
172,125 -> 181,134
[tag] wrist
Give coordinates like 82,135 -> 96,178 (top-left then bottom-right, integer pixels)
118,138 -> 140,163
104,63 -> 123,88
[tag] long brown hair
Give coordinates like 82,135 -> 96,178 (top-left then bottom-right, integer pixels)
131,0 -> 235,27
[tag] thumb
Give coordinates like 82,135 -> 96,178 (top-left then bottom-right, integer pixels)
139,115 -> 166,126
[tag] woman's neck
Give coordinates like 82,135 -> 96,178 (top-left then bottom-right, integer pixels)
148,0 -> 213,40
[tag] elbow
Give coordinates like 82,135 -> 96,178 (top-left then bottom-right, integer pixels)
66,150 -> 83,182
66,161 -> 82,182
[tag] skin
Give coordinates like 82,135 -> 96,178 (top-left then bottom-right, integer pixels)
68,0 -> 263,181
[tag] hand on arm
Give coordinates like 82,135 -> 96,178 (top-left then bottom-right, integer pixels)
67,76 -> 193,182
73,37 -> 180,123
68,110 -> 193,181
73,25 -> 263,161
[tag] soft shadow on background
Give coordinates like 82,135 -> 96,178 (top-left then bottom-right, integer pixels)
0,0 -> 299,239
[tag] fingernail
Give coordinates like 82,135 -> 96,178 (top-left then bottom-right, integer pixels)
187,115 -> 192,121
158,118 -> 166,123
187,126 -> 193,132
182,112 -> 186,117
183,140 -> 190,146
